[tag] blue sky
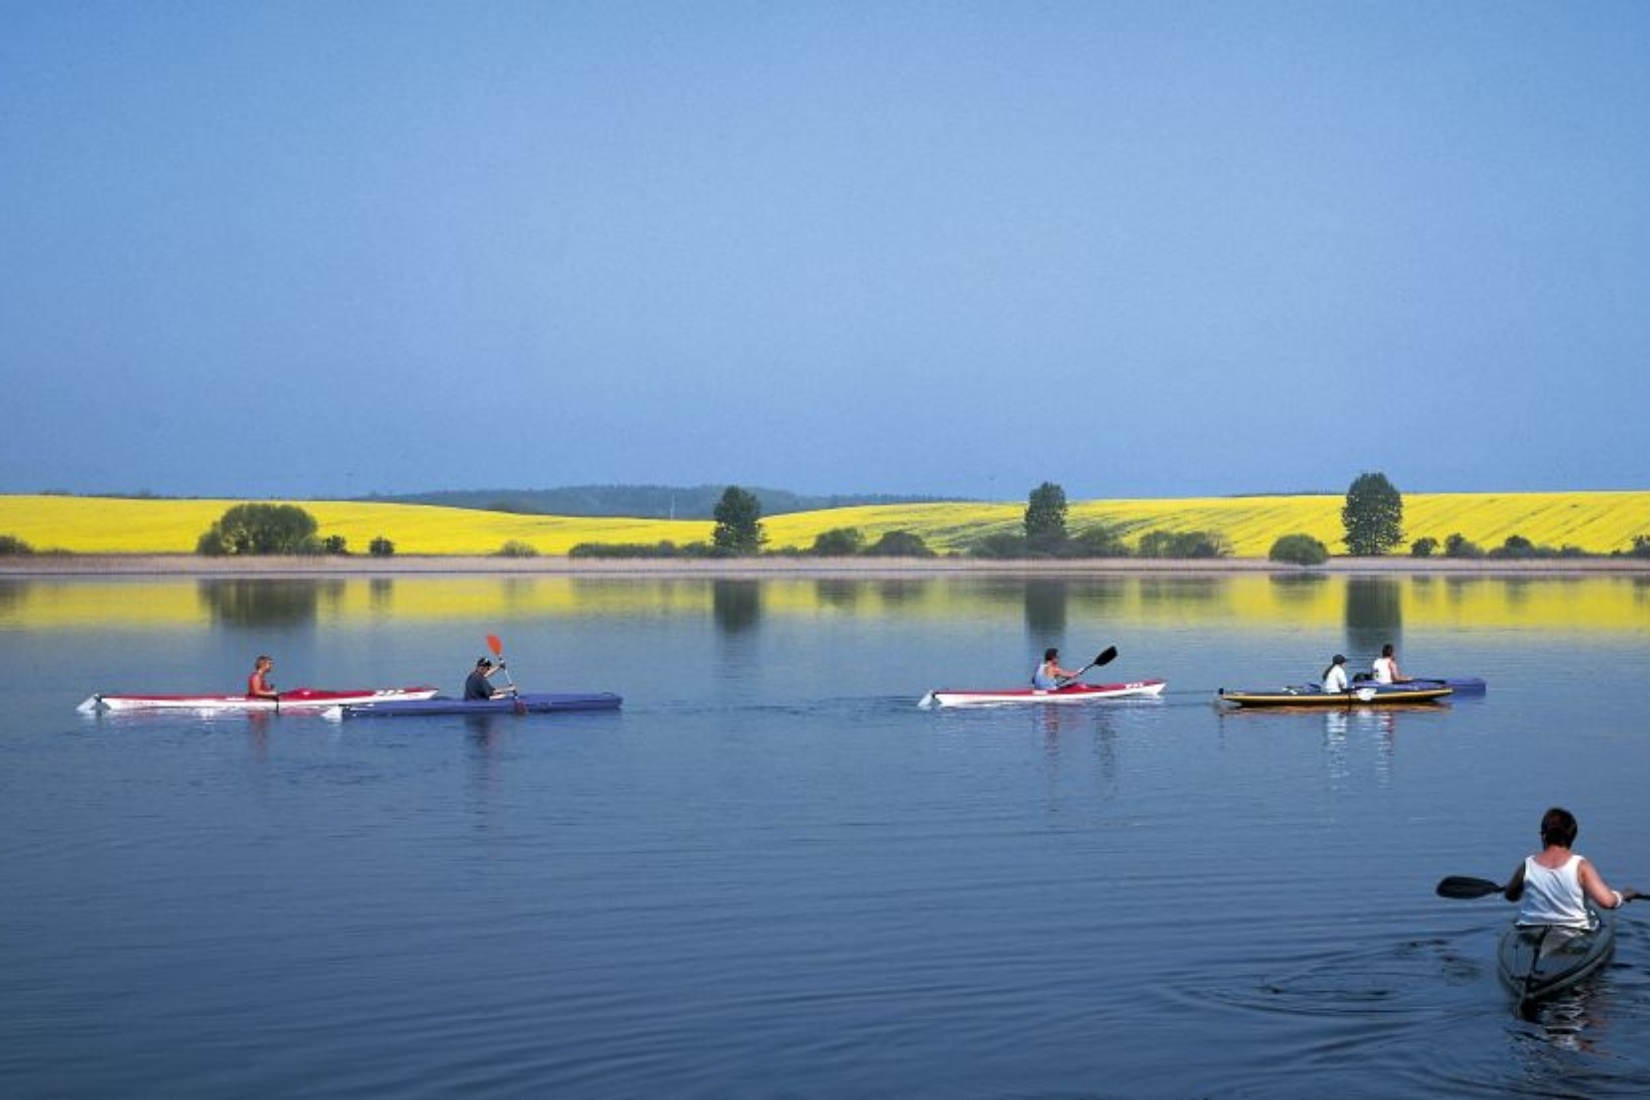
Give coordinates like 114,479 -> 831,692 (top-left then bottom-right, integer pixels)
4,2 -> 1648,501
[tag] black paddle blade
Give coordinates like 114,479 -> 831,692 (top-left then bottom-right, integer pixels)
1094,645 -> 1118,667
1436,876 -> 1504,900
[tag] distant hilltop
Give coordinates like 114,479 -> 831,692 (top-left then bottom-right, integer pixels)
357,485 -> 970,520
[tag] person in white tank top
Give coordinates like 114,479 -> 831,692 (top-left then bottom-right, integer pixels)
1504,806 -> 1638,927
1371,643 -> 1405,685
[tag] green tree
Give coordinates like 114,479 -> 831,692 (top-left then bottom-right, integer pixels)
1268,533 -> 1329,566
1138,529 -> 1231,559
967,532 -> 1028,559
1024,482 -> 1069,547
495,540 -> 539,558
712,486 -> 765,554
196,503 -> 320,556
368,536 -> 396,557
1065,524 -> 1130,558
810,527 -> 864,556
864,530 -> 934,557
1443,532 -> 1484,559
0,534 -> 35,556
1410,536 -> 1438,558
1340,472 -> 1404,556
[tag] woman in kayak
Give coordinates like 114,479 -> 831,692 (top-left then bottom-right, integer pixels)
1031,648 -> 1078,690
464,657 -> 515,700
247,655 -> 278,700
1322,653 -> 1349,693
1504,807 -> 1638,926
1371,643 -> 1406,684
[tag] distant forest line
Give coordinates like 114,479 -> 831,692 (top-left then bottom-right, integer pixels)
356,485 -> 968,519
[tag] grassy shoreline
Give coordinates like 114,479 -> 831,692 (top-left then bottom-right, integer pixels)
3,553 -> 1648,578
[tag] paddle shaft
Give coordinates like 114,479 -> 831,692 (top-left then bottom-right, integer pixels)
1437,875 -> 1644,905
1056,645 -> 1118,687
485,634 -> 518,693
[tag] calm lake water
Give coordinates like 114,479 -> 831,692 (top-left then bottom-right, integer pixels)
2,571 -> 1649,1099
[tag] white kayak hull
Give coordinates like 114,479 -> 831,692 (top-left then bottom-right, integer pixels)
922,679 -> 1167,708
78,687 -> 441,713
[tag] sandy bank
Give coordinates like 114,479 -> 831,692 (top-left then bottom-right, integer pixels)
2,554 -> 1647,578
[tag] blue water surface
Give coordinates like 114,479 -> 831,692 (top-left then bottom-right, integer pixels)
2,572 -> 1648,1099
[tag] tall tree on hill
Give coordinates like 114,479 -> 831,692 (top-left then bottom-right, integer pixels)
712,486 -> 766,555
1341,472 -> 1404,556
1024,482 -> 1069,550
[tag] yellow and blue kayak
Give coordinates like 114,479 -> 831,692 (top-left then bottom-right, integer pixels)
1216,681 -> 1454,707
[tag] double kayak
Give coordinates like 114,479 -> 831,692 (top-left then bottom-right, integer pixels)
1216,681 -> 1454,707
327,691 -> 623,719
920,680 -> 1166,708
78,686 -> 440,713
1498,912 -> 1615,1008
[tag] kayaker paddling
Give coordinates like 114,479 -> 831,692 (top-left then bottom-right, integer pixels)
464,657 -> 517,701
1031,647 -> 1078,690
1371,643 -> 1407,684
247,655 -> 279,702
1321,654 -> 1349,693
1504,806 -> 1638,923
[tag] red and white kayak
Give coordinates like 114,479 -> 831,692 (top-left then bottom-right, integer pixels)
920,679 -> 1167,708
77,686 -> 441,714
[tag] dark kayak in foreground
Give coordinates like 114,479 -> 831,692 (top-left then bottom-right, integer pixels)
1216,682 -> 1454,707
328,692 -> 623,719
1498,912 -> 1615,1008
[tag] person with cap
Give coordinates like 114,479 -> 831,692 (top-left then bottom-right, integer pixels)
1031,647 -> 1079,691
1322,653 -> 1350,693
464,656 -> 515,701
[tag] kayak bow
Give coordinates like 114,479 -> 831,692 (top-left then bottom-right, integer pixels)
1498,912 -> 1616,1008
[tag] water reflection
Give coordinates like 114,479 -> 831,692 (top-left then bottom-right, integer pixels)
1344,577 -> 1402,662
814,578 -> 859,610
1139,575 -> 1224,607
1270,572 -> 1329,607
197,579 -> 342,627
0,578 -> 23,617
1023,579 -> 1067,636
712,579 -> 761,633
9,572 -> 1649,635
876,578 -> 925,606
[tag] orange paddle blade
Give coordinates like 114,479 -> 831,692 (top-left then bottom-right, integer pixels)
485,634 -> 504,656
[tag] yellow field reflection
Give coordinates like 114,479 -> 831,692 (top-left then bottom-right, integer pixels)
5,574 -> 1647,636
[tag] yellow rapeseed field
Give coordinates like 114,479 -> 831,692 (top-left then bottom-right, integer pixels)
0,490 -> 1647,558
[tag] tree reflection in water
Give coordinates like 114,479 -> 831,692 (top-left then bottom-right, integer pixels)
1344,577 -> 1401,664
197,579 -> 341,627
712,579 -> 761,633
